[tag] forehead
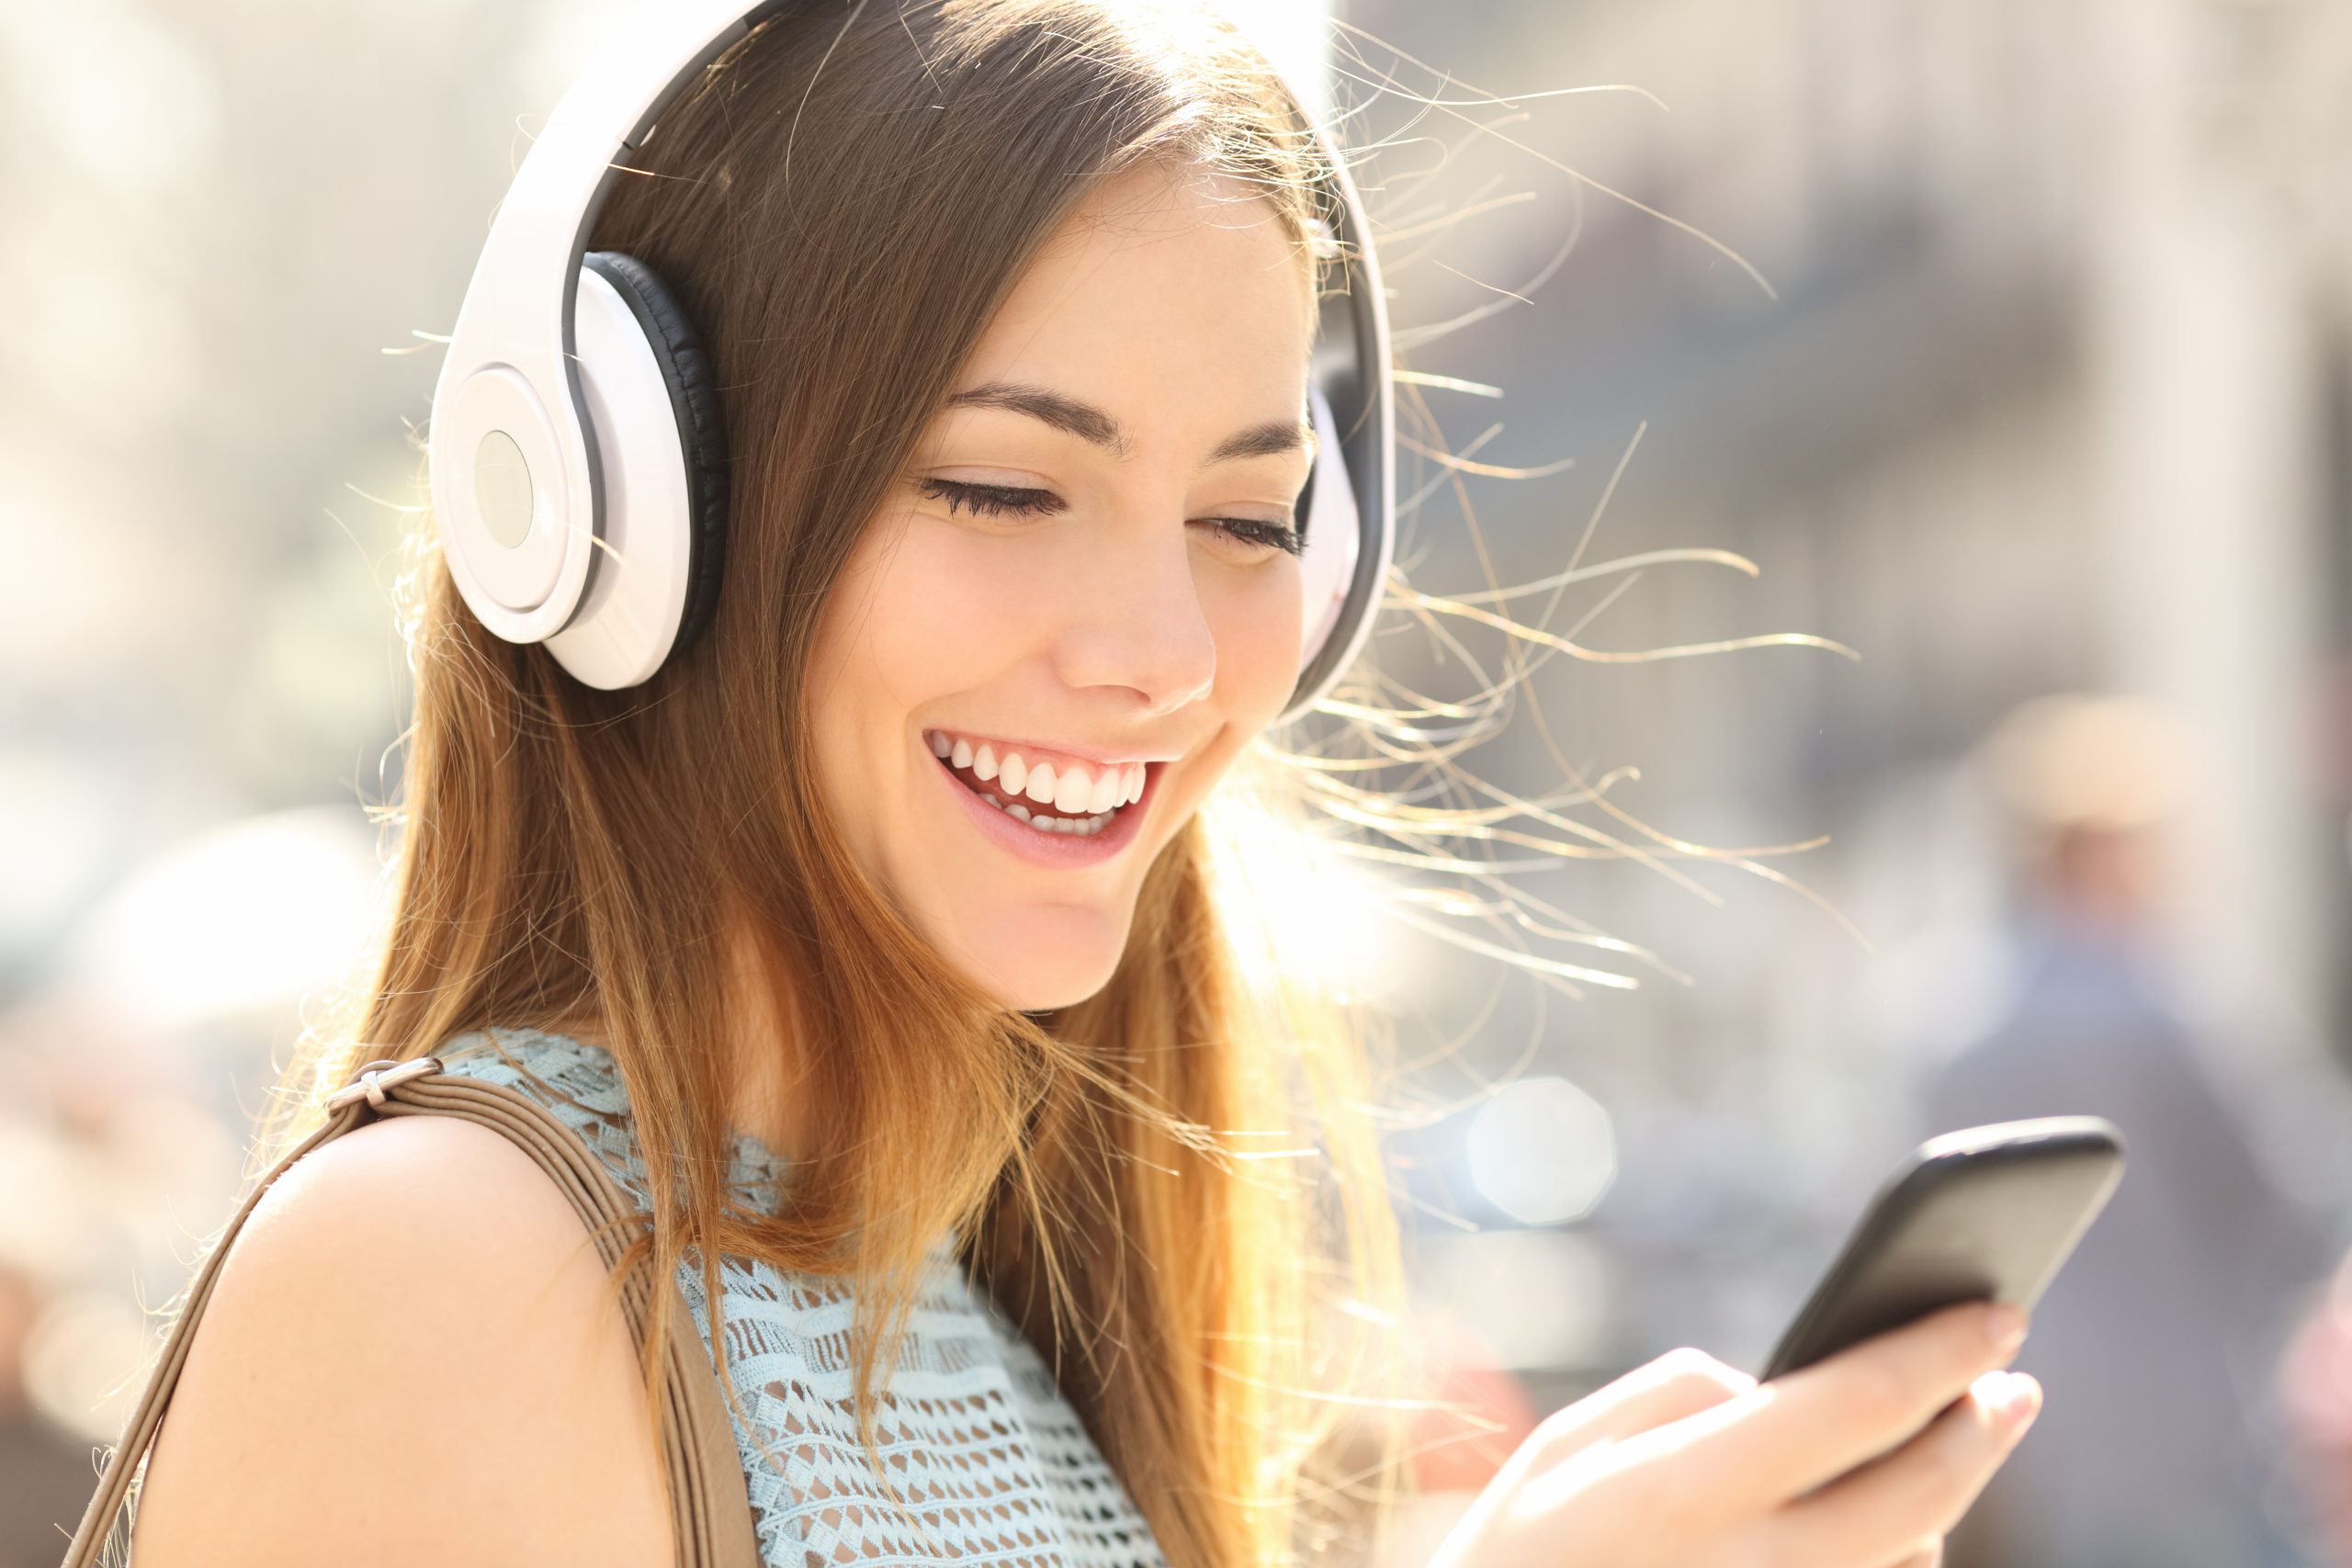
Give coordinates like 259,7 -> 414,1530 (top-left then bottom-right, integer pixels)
958,166 -> 1315,416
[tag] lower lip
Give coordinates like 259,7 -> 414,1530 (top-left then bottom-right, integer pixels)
933,755 -> 1155,868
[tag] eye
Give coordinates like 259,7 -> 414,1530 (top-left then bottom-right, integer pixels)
1192,517 -> 1303,558
921,478 -> 1067,519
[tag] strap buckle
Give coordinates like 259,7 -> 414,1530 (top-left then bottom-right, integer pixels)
325,1055 -> 445,1111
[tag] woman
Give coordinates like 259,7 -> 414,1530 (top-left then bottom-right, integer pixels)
129,4 -> 2039,1565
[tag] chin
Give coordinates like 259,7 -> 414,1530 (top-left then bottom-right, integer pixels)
956,905 -> 1133,1012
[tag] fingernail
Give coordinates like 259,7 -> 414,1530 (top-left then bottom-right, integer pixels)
1992,1371 -> 2042,1433
1984,1303 -> 2027,1352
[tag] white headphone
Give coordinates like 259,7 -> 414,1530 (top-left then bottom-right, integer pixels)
428,0 -> 1392,723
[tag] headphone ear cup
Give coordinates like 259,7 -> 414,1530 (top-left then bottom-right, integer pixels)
544,253 -> 729,688
1291,387 -> 1363,689
584,252 -> 729,652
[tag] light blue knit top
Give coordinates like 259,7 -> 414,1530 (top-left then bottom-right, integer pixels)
440,1029 -> 1166,1568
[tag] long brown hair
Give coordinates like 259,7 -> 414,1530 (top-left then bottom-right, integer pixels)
303,4 -> 1399,1564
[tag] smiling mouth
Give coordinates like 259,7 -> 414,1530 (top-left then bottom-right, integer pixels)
926,729 -> 1148,839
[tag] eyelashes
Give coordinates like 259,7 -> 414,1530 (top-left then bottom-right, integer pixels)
921,478 -> 1064,518
919,478 -> 1302,556
1204,518 -> 1303,557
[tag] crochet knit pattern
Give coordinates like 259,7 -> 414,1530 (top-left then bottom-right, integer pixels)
441,1030 -> 1166,1568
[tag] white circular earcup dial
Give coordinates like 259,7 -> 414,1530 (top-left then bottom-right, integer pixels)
435,367 -> 588,636
471,431 -> 536,547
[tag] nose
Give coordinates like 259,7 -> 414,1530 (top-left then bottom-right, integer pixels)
1051,521 -> 1217,716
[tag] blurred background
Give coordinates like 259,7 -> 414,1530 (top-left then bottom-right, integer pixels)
3,1 -> 2351,1564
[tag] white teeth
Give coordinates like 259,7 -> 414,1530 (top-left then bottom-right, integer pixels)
1085,767 -> 1119,815
942,733 -> 1143,831
975,782 -> 1116,836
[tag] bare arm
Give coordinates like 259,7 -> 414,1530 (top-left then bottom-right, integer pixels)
133,1114 -> 672,1567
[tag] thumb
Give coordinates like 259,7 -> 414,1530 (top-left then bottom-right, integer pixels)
1524,1348 -> 1757,1464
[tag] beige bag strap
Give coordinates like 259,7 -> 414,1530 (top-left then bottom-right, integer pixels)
61,1056 -> 763,1568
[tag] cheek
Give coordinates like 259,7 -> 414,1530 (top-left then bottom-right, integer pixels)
1207,558 -> 1305,726
805,515 -> 981,867
1133,557 -> 1301,838
823,513 -> 1021,703
809,511 -> 1036,759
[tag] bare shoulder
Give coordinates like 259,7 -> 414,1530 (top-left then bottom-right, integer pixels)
133,1113 -> 672,1568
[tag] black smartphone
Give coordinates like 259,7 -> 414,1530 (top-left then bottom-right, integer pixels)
1761,1116 -> 2125,1381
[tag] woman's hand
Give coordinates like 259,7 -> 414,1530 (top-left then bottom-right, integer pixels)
1428,1303 -> 2040,1568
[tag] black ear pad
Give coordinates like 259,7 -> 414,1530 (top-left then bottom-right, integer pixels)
582,250 -> 729,661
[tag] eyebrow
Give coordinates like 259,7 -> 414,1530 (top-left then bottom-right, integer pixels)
1205,420 -> 1313,465
944,381 -> 1313,468
947,383 -> 1125,454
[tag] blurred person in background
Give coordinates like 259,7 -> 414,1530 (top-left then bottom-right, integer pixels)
0,1267 -> 93,1568
2279,1249 -> 2352,1565
1930,694 -> 2312,1568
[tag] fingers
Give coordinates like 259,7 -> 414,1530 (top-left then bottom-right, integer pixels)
1759,1370 -> 2040,1567
1677,1303 -> 2026,1511
1525,1348 -> 1756,1459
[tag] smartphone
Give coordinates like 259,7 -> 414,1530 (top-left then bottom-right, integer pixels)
1761,1116 -> 2125,1381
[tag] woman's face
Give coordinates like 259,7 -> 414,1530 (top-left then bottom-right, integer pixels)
807,166 -> 1314,1009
